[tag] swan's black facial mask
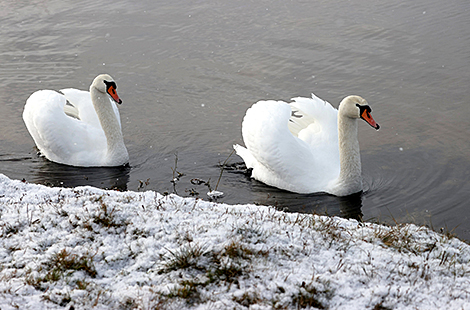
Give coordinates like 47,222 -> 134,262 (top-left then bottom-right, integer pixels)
104,80 -> 122,104
356,104 -> 380,130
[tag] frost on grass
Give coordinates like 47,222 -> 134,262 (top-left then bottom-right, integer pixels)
0,174 -> 470,309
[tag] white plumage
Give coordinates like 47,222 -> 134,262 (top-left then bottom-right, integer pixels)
234,93 -> 379,196
23,74 -> 129,167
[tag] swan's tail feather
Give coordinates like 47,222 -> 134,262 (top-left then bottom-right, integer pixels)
233,144 -> 256,169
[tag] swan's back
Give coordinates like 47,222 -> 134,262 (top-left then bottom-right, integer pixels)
289,95 -> 340,174
23,90 -> 108,166
235,95 -> 340,193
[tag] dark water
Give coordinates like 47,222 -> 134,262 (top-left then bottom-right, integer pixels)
1,0 -> 469,240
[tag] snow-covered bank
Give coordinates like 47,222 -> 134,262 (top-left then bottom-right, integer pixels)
0,174 -> 469,309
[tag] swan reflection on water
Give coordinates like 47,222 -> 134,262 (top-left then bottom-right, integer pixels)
30,159 -> 131,191
249,180 -> 364,221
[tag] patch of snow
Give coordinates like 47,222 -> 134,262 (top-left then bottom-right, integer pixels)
207,190 -> 224,198
0,174 -> 469,309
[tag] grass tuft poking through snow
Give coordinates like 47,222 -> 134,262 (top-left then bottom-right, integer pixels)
0,173 -> 470,309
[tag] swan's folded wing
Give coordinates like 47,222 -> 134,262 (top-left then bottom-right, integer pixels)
289,94 -> 338,145
240,100 -> 324,193
23,90 -> 107,165
288,95 -> 340,171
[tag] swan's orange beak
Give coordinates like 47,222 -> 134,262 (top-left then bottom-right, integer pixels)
107,85 -> 122,104
361,108 -> 380,130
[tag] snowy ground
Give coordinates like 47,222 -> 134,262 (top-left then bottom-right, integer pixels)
0,173 -> 469,310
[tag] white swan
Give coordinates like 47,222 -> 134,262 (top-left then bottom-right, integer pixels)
234,93 -> 379,196
23,74 -> 129,167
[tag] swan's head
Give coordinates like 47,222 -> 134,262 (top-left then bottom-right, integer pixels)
339,95 -> 380,130
91,74 -> 122,104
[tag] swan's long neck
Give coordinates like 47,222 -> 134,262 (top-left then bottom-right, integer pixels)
335,114 -> 362,195
90,87 -> 128,165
